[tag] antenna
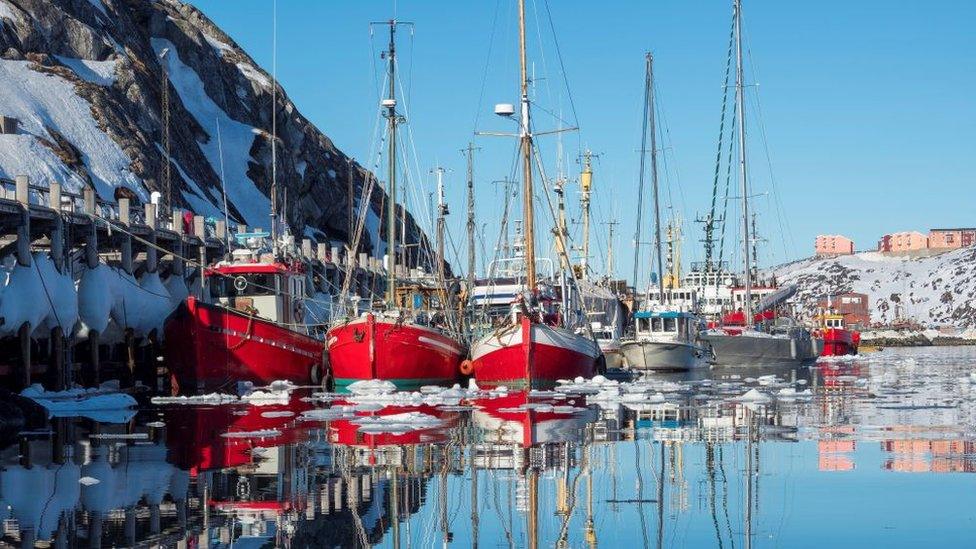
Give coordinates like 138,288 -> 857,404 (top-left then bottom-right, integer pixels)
158,48 -> 171,217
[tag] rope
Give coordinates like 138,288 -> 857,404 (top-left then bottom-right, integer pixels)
227,313 -> 255,350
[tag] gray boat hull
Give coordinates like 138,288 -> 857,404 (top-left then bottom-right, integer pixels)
620,340 -> 706,371
701,331 -> 818,366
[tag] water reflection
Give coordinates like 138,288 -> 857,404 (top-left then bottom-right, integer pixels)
1,347 -> 975,547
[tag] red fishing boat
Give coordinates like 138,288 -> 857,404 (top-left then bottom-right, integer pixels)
164,256 -> 327,394
471,314 -> 599,389
326,21 -> 464,391
466,0 -> 599,390
816,313 -> 859,356
327,308 -> 464,391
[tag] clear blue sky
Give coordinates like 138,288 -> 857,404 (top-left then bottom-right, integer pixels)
191,0 -> 975,286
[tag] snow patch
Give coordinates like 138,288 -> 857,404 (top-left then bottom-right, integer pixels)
151,38 -> 270,227
0,60 -> 144,198
55,56 -> 117,86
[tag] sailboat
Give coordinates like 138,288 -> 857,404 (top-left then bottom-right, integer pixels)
699,0 -> 817,366
326,20 -> 465,391
468,0 -> 601,389
620,53 -> 708,372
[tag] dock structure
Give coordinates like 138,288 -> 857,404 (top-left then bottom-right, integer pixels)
0,175 -> 387,392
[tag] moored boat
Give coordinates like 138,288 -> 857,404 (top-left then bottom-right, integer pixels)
621,310 -> 708,371
326,20 -> 464,391
327,310 -> 464,391
471,314 -> 600,389
466,0 -> 599,390
164,256 -> 326,394
816,313 -> 859,356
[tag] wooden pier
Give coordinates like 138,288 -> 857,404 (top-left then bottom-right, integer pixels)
0,175 -> 387,393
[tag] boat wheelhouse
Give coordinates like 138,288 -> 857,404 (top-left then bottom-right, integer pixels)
165,248 -> 327,394
620,310 -> 707,371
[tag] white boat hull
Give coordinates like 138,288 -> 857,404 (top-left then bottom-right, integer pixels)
620,340 -> 706,371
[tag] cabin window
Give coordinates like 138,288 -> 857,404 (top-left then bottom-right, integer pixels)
211,273 -> 278,299
663,317 -> 677,332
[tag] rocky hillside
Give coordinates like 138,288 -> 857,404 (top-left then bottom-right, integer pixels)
0,0 -> 431,264
772,247 -> 976,328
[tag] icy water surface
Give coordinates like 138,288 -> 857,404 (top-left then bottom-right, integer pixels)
3,346 -> 976,547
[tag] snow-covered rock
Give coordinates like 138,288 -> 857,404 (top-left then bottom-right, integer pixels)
774,248 -> 976,327
0,0 -> 437,269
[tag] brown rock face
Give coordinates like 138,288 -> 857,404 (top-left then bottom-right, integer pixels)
0,0 -> 438,269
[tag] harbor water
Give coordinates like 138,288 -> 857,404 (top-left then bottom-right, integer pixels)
3,346 -> 975,547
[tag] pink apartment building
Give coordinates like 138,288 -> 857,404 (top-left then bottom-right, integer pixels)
928,228 -> 976,250
877,231 -> 928,253
815,234 -> 854,257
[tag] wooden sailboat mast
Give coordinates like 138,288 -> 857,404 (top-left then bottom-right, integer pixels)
580,150 -> 594,275
648,53 -> 666,305
518,0 -> 537,291
385,20 -> 399,304
734,0 -> 753,321
434,166 -> 447,287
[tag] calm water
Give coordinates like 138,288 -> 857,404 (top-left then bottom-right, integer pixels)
3,346 -> 976,548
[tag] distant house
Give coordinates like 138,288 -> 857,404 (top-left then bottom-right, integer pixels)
877,231 -> 927,253
815,234 -> 854,257
928,228 -> 976,250
817,292 -> 870,328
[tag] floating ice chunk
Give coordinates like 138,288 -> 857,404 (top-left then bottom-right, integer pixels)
268,380 -> 298,392
21,383 -> 137,416
776,388 -> 813,400
351,412 -> 443,434
221,429 -> 282,439
347,379 -> 397,395
756,375 -> 779,386
151,393 -> 238,405
299,407 -> 356,421
241,390 -> 290,406
735,389 -> 771,403
260,411 -> 295,418
468,379 -> 480,391
78,476 -> 101,486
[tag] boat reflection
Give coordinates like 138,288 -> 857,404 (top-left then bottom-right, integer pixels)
2,348 -> 975,546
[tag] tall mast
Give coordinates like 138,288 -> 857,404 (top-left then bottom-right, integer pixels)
648,53 -> 665,305
464,143 -> 478,287
604,219 -> 619,279
270,0 -> 278,253
632,53 -> 652,295
580,150 -> 594,275
734,0 -> 752,321
434,166 -> 448,286
518,0 -> 536,291
384,20 -> 399,303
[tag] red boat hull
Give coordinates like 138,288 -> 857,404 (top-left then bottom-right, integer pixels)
164,297 -> 325,393
820,327 -> 859,356
326,313 -> 464,390
470,316 -> 599,390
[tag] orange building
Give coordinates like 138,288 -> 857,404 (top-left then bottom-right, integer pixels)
877,231 -> 928,253
814,234 -> 854,257
928,227 -> 976,250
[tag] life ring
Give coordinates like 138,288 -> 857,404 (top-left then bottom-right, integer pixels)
234,276 -> 248,292
459,359 -> 474,376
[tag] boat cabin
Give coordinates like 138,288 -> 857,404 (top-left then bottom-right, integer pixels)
208,262 -> 307,326
393,284 -> 452,328
633,310 -> 699,343
820,314 -> 846,330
